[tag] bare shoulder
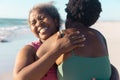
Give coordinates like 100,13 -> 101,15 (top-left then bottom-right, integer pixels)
86,28 -> 107,45
87,28 -> 105,38
14,45 -> 36,73
88,28 -> 107,45
86,28 -> 108,56
17,45 -> 36,60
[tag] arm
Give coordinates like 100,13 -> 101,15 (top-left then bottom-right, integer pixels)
13,45 -> 62,80
110,64 -> 119,80
36,29 -> 85,58
13,30 -> 85,80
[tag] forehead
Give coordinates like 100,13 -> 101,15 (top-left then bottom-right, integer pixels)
30,10 -> 48,19
30,10 -> 45,16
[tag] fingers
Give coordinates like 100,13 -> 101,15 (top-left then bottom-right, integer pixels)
68,31 -> 86,47
68,31 -> 80,38
70,35 -> 86,46
57,31 -> 62,39
58,30 -> 86,48
60,30 -> 65,38
57,30 -> 65,39
64,30 -> 85,46
70,34 -> 85,41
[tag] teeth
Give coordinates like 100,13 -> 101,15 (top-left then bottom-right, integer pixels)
40,27 -> 48,33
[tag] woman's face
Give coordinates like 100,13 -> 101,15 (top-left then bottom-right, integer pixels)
29,10 -> 58,42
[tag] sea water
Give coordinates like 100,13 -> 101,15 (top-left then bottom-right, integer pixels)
0,18 -> 36,42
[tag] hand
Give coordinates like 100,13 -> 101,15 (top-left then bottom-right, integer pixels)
55,29 -> 86,53
36,29 -> 86,58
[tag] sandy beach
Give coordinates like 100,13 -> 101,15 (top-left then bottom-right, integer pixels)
0,21 -> 120,80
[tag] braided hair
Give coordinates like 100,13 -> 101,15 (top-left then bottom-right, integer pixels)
65,0 -> 102,27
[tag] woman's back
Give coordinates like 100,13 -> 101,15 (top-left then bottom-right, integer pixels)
74,28 -> 108,57
56,27 -> 109,61
57,55 -> 111,80
56,28 -> 111,80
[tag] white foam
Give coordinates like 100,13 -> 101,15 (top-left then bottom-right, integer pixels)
0,25 -> 31,42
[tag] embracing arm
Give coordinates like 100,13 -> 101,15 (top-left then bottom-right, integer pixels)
36,30 -> 85,58
13,30 -> 85,80
35,30 -> 85,77
13,45 -> 61,80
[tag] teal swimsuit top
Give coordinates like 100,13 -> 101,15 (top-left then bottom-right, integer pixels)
57,53 -> 111,80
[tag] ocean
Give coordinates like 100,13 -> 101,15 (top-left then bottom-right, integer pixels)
0,18 -> 36,42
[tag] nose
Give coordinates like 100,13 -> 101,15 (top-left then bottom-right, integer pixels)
36,20 -> 44,27
37,26 -> 41,31
36,20 -> 44,32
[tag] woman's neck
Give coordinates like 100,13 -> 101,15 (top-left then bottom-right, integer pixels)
66,21 -> 88,30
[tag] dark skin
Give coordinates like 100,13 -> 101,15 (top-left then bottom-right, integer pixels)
37,22 -> 119,80
57,22 -> 119,80
56,22 -> 108,65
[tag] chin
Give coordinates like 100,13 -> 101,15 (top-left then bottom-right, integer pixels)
40,33 -> 54,41
40,35 -> 50,41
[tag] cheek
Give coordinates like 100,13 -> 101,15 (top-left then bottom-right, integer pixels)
46,18 -> 59,32
30,26 -> 36,32
30,26 -> 38,35
47,18 -> 56,26
50,21 -> 58,31
51,27 -> 58,35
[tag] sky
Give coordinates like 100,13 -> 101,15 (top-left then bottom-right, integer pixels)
0,0 -> 120,21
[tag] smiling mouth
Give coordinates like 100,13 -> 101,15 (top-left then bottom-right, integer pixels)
39,27 -> 48,34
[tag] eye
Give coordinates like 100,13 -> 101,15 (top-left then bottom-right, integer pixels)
38,15 -> 45,21
30,19 -> 36,26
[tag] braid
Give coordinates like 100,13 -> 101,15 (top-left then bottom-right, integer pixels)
65,0 -> 102,27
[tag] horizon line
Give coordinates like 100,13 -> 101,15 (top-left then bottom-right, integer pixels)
0,17 -> 120,22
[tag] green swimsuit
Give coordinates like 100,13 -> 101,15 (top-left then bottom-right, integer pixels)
57,53 -> 111,80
